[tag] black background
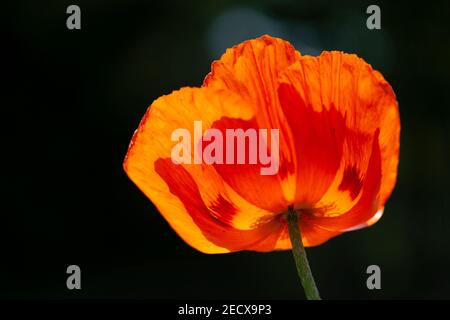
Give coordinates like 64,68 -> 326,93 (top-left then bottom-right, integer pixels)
4,0 -> 450,299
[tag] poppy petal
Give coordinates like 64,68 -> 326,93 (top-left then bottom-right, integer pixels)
277,51 -> 399,231
306,130 -> 382,231
124,87 -> 284,252
204,35 -> 303,203
154,158 -> 284,252
278,81 -> 346,207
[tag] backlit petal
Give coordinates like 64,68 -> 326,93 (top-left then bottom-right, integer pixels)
124,87 -> 285,252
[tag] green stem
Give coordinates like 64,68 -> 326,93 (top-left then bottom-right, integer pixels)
287,206 -> 321,300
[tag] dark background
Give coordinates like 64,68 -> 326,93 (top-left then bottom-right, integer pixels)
4,0 -> 450,299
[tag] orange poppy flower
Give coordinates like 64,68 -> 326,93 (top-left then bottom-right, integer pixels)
123,35 -> 400,254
